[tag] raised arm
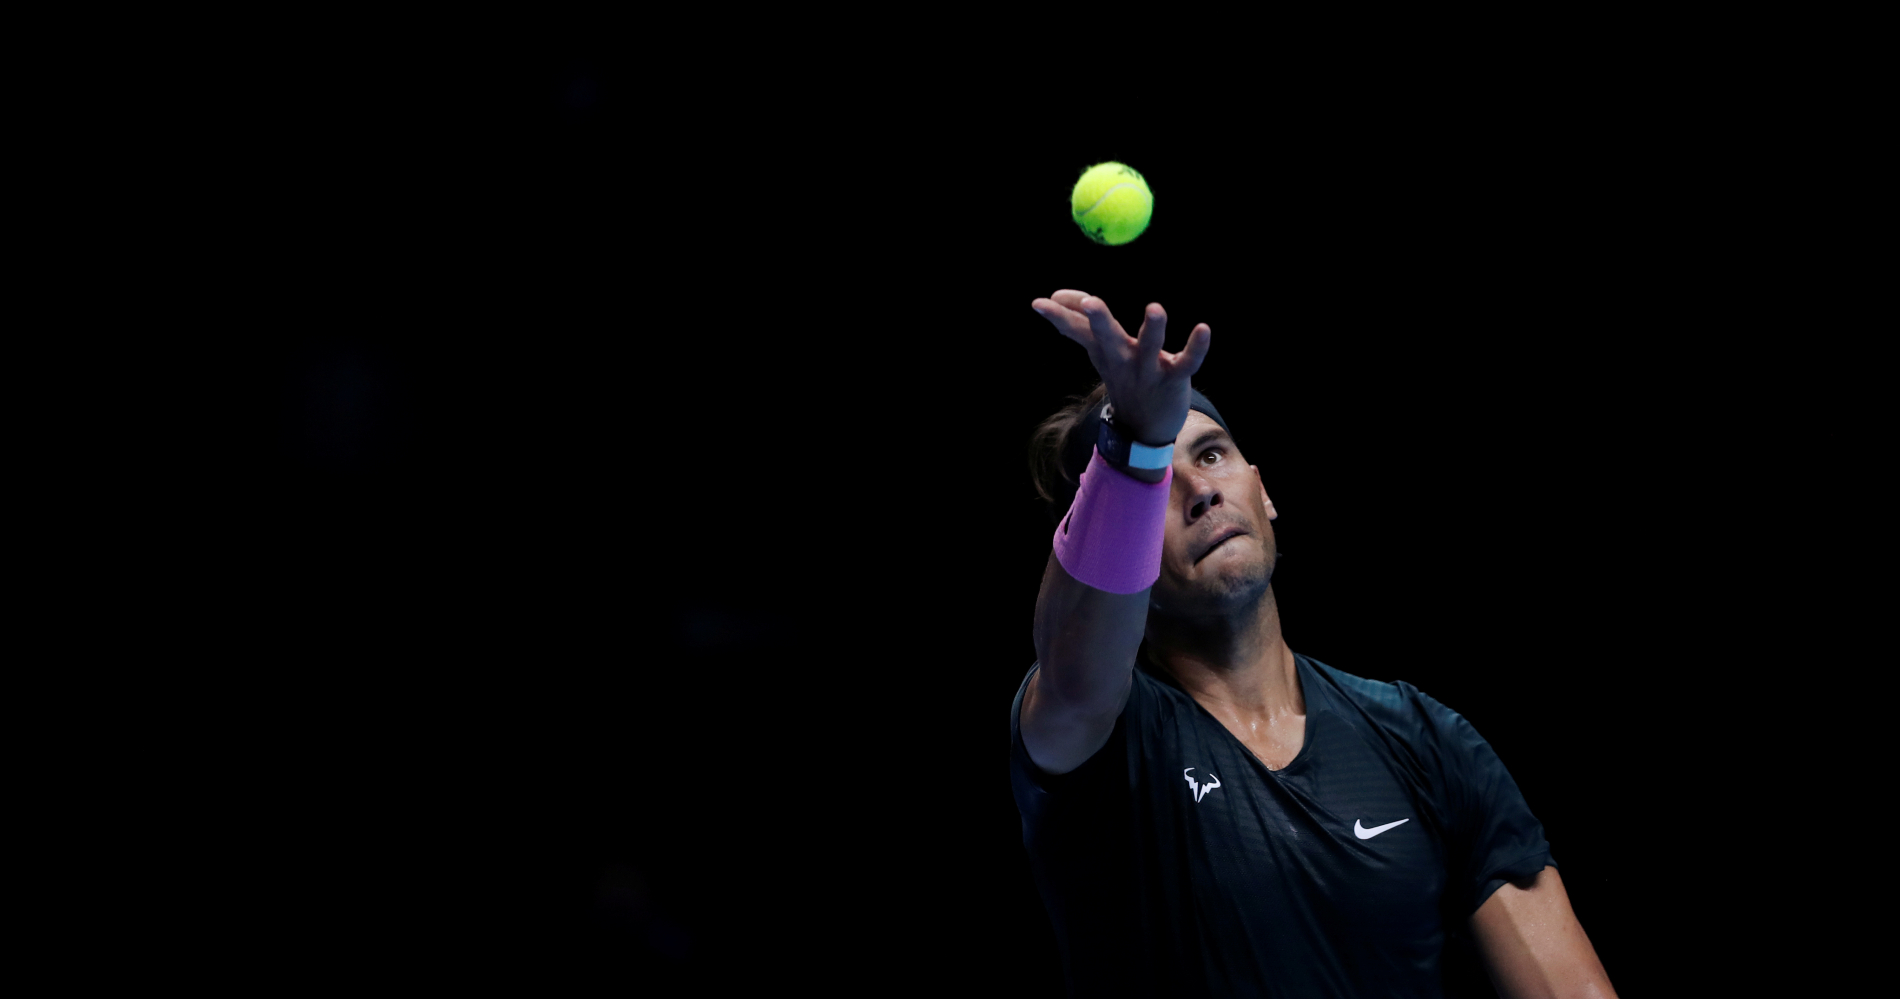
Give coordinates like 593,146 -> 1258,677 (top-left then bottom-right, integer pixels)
1021,290 -> 1209,775
1471,866 -> 1617,999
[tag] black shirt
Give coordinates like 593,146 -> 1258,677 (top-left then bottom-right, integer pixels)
1009,653 -> 1552,998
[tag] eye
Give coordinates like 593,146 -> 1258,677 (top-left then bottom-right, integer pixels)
1199,448 -> 1223,466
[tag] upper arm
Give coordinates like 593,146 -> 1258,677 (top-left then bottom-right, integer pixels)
1022,550 -> 1147,775
1470,866 -> 1617,999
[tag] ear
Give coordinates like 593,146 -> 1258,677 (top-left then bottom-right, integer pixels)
1252,465 -> 1277,521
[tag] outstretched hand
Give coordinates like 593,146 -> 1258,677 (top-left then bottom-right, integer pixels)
1031,290 -> 1211,445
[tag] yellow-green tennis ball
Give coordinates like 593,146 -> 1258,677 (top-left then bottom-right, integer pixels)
1071,162 -> 1153,246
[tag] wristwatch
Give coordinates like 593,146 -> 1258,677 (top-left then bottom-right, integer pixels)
1097,403 -> 1176,471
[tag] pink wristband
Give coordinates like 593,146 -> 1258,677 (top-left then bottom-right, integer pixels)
1051,446 -> 1172,594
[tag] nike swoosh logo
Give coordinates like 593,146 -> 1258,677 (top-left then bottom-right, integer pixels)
1354,818 -> 1410,840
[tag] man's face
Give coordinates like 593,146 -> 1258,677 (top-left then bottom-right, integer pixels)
1151,411 -> 1278,617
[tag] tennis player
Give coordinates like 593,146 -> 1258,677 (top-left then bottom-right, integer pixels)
1014,290 -> 1616,997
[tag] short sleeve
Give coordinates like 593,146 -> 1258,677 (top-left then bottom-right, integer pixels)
1009,663 -> 1130,821
1009,664 -> 1054,813
1412,689 -> 1555,914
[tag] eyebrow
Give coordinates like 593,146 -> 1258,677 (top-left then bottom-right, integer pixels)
1185,427 -> 1231,455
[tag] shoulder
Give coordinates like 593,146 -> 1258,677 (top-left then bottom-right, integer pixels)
1305,656 -> 1436,724
1302,656 -> 1486,763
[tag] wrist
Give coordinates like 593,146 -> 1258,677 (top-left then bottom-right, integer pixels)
1097,403 -> 1176,481
1100,401 -> 1181,448
1106,460 -> 1168,484
1102,453 -> 1170,486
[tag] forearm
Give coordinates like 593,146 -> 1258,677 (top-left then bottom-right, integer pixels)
1033,550 -> 1149,702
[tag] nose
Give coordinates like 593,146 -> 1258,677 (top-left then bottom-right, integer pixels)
1185,474 -> 1223,524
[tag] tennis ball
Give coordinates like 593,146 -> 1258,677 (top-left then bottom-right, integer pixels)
1071,162 -> 1153,245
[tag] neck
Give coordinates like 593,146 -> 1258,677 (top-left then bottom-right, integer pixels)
1145,584 -> 1302,718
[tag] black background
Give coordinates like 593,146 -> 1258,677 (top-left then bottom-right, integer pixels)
253,44 -> 1808,995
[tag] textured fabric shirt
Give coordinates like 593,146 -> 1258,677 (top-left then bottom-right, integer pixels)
1009,652 -> 1553,998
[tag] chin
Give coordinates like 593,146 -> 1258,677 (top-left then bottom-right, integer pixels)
1162,546 -> 1275,615
1205,559 -> 1272,607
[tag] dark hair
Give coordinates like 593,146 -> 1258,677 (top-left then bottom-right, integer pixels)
1027,382 -> 1108,524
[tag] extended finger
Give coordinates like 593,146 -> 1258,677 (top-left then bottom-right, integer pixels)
1049,289 -> 1091,311
1134,303 -> 1168,367
1076,296 -> 1133,352
1031,298 -> 1097,347
1163,323 -> 1212,378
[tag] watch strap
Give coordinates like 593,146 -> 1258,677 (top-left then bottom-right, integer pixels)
1096,404 -> 1176,471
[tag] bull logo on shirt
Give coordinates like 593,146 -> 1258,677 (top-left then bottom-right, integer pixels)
1183,767 -> 1221,803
